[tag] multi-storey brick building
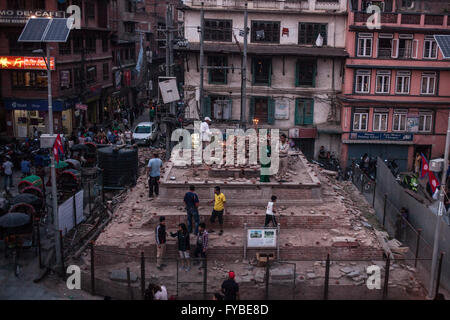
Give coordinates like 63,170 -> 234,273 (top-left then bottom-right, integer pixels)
179,0 -> 348,159
0,0 -> 113,138
339,0 -> 450,171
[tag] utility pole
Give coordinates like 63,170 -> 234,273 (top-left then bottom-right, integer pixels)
199,2 -> 205,119
428,113 -> 450,299
240,2 -> 248,129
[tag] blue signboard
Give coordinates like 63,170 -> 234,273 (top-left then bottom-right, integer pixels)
350,132 -> 413,141
3,98 -> 69,111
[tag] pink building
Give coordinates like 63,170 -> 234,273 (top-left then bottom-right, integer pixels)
338,0 -> 450,171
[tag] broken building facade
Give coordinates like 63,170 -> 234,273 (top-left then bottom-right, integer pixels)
179,0 -> 348,160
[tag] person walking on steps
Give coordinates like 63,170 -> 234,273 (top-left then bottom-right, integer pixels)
264,195 -> 278,227
209,186 -> 226,235
146,152 -> 163,198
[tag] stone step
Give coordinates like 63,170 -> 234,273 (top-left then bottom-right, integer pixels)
94,228 -> 383,267
135,211 -> 335,230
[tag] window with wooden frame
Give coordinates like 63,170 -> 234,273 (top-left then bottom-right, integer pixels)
60,69 -> 72,90
86,2 -> 95,19
252,57 -> 272,86
86,66 -> 97,84
353,109 -> 369,131
74,68 -> 82,86
423,36 -> 438,59
59,40 -> 72,55
86,36 -> 96,53
398,34 -> 414,59
395,71 -> 411,94
418,111 -> 433,132
295,59 -> 316,87
103,63 -> 109,80
11,71 -> 47,89
372,108 -> 389,131
207,55 -> 228,84
377,33 -> 394,58
357,33 -> 373,57
375,70 -> 391,94
251,21 -> 280,43
421,72 -> 437,95
73,35 -> 83,54
204,19 -> 232,42
298,23 -> 327,45
392,109 -> 407,131
295,99 -> 314,125
124,21 -> 136,34
355,69 -> 371,93
102,37 -> 109,53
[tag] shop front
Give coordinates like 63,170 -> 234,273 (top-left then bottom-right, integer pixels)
288,127 -> 317,160
4,98 -> 73,138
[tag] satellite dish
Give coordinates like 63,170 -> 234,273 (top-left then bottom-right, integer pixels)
316,34 -> 324,47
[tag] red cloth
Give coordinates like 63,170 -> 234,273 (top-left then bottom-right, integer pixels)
429,171 -> 440,194
420,153 -> 430,179
420,153 -> 440,193
53,134 -> 64,164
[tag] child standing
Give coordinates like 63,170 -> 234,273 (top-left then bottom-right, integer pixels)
264,195 -> 278,227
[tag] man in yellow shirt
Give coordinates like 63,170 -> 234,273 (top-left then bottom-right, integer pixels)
209,186 -> 226,235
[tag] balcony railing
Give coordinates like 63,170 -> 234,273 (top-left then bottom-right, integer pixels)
377,49 -> 391,59
401,14 -> 421,24
354,11 -> 447,27
424,15 -> 444,25
192,0 -> 217,6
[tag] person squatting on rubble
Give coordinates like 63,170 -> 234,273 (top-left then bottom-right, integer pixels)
170,223 -> 191,272
155,216 -> 167,270
193,223 -> 208,269
144,283 -> 168,300
276,133 -> 289,182
209,186 -> 226,236
264,195 -> 278,227
146,152 -> 163,198
184,185 -> 200,235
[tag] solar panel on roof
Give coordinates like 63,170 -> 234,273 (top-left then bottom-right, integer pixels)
43,18 -> 72,42
18,18 -> 72,43
18,18 -> 51,42
434,35 -> 450,59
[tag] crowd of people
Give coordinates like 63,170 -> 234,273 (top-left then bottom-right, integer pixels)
145,150 -> 283,300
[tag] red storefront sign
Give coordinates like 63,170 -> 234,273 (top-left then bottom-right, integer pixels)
0,56 -> 55,70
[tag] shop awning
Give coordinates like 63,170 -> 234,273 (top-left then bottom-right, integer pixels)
3,98 -> 70,111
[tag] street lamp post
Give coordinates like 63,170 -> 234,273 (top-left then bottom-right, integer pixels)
33,47 -> 61,267
427,113 -> 450,299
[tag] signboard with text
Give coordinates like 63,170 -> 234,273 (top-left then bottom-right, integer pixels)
274,98 -> 290,120
350,132 -> 413,141
0,10 -> 65,24
0,56 -> 55,70
247,228 -> 277,248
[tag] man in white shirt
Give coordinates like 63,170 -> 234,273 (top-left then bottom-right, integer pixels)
276,133 -> 289,182
264,195 -> 278,227
2,157 -> 14,190
153,285 -> 168,300
200,117 -> 212,149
